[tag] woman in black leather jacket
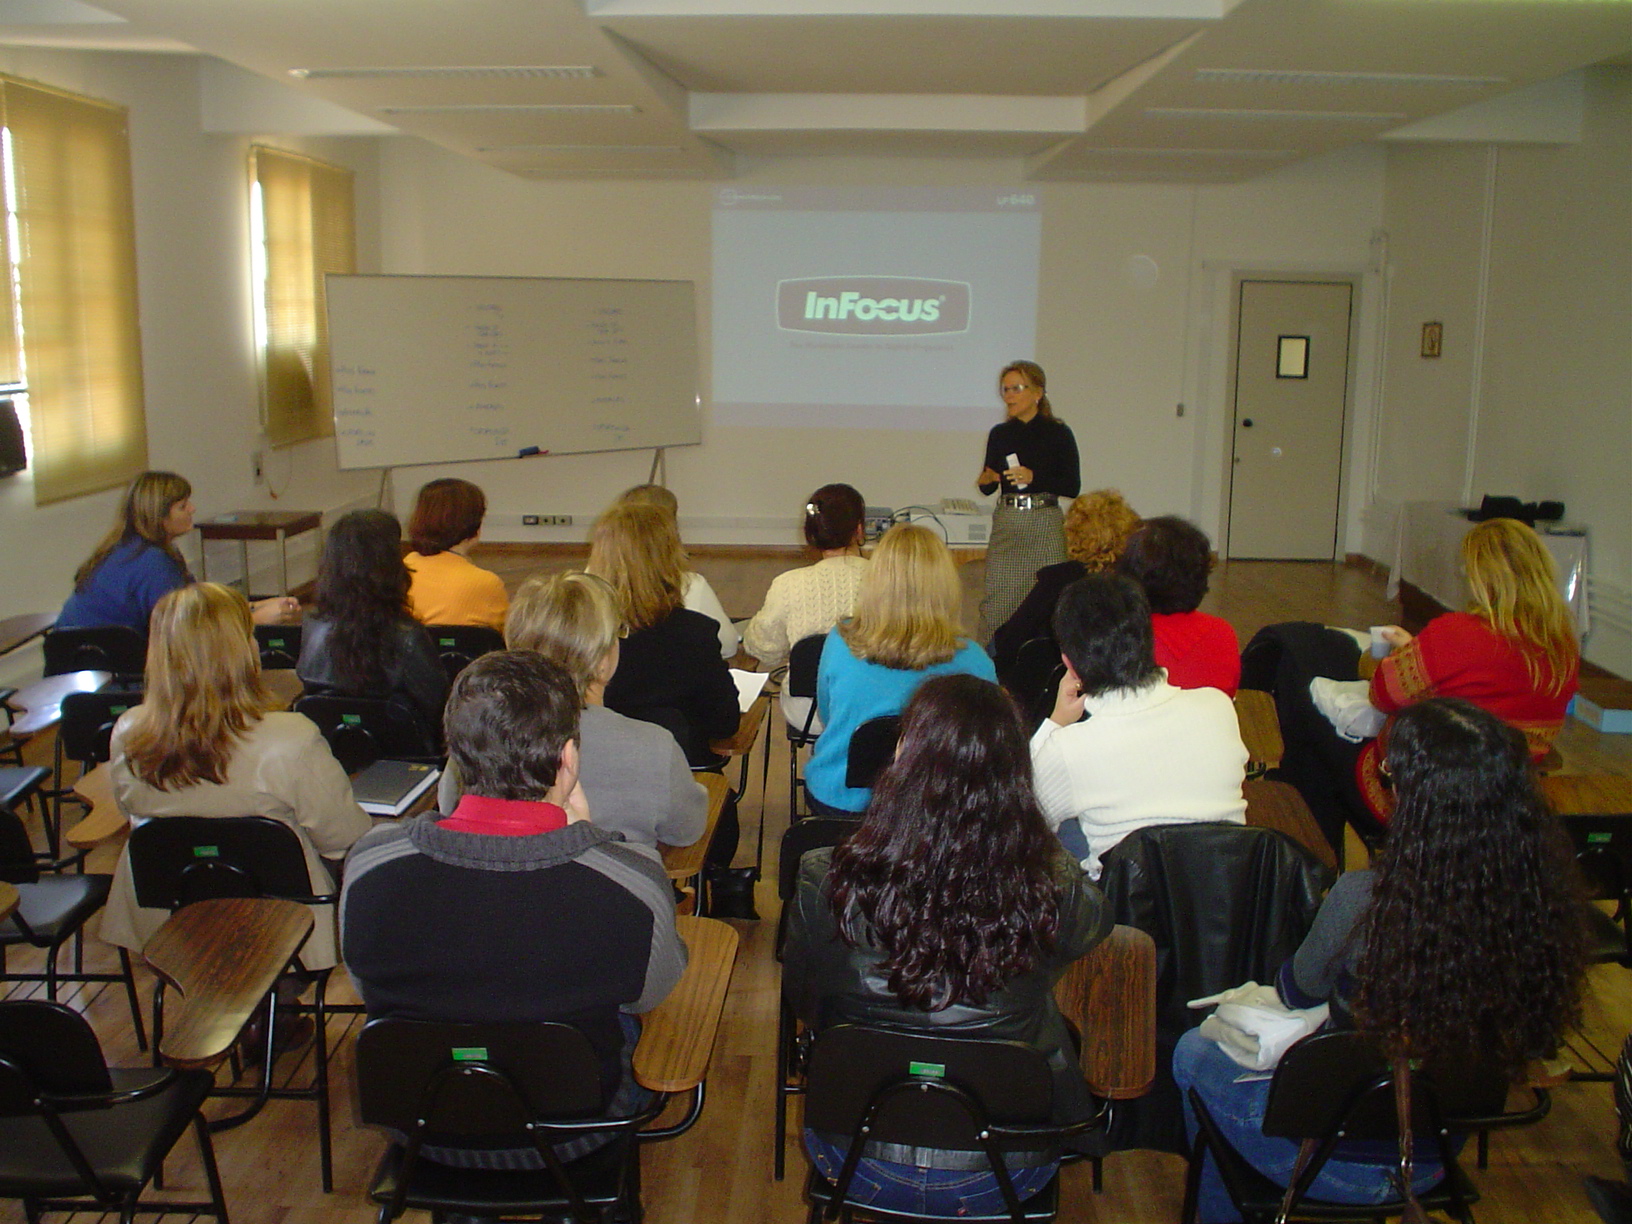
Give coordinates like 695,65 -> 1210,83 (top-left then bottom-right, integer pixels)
784,673 -> 1111,1216
296,509 -> 448,754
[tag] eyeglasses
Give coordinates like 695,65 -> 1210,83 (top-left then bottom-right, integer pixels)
1000,383 -> 1031,394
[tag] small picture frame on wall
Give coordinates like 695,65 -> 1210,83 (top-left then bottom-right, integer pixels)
1276,335 -> 1309,379
1421,321 -> 1443,359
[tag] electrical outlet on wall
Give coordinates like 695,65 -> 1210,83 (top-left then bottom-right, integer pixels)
522,514 -> 541,526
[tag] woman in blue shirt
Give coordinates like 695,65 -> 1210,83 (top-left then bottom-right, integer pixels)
58,470 -> 296,634
804,523 -> 995,814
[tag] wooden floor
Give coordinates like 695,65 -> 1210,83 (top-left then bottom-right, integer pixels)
6,556 -> 1632,1223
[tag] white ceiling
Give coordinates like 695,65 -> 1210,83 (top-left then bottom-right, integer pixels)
4,0 -> 1631,182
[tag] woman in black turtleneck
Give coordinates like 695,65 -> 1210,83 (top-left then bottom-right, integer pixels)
975,360 -> 1080,643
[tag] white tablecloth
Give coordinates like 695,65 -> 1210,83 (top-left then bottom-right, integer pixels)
1387,501 -> 1588,634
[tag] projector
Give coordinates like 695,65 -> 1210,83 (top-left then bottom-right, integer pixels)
900,501 -> 993,547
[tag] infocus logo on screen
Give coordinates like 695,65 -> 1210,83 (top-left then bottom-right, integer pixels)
776,277 -> 971,335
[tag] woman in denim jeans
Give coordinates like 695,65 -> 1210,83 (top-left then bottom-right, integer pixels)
785,674 -> 1111,1216
1175,697 -> 1585,1222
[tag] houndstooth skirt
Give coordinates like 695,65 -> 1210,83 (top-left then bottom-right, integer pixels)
978,502 -> 1067,645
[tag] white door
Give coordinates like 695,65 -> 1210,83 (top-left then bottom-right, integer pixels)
1226,279 -> 1353,559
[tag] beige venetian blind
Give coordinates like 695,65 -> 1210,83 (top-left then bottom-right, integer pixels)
252,146 -> 354,447
4,76 -> 145,504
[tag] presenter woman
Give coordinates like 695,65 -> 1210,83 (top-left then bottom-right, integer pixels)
976,361 -> 1080,643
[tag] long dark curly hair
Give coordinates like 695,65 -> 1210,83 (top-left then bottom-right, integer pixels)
1355,697 -> 1585,1075
827,674 -> 1066,1010
314,509 -> 412,691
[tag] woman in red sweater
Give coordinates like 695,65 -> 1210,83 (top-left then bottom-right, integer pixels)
1117,516 -> 1239,696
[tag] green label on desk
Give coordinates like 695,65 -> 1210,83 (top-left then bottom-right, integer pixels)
1590,832 -> 1613,845
192,845 -> 220,858
342,714 -> 362,726
111,704 -> 128,715
451,1047 -> 488,1062
908,1061 -> 945,1079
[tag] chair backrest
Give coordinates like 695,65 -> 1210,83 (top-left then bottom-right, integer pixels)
254,622 -> 304,671
1095,820 -> 1332,1154
294,693 -> 432,773
127,815 -> 322,911
844,715 -> 900,791
1262,1030 -> 1509,1143
57,689 -> 142,767
1006,636 -> 1067,730
42,626 -> 146,679
777,817 -> 859,902
355,1018 -> 605,1139
0,803 -> 40,883
1558,813 -> 1632,905
426,625 -> 505,684
803,1025 -> 1054,1153
786,634 -> 825,700
0,1000 -> 112,1113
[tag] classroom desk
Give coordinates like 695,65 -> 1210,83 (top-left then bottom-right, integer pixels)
0,611 -> 53,658
660,771 -> 730,884
198,510 -> 323,599
0,880 -> 17,924
632,914 -> 739,1095
143,896 -> 314,1071
6,670 -> 111,739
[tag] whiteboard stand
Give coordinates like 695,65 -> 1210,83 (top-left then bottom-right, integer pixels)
648,447 -> 667,486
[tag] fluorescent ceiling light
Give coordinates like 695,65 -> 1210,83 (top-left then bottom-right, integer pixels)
1194,68 -> 1506,88
289,65 -> 599,80
376,103 -> 640,115
1146,106 -> 1407,121
476,143 -> 682,152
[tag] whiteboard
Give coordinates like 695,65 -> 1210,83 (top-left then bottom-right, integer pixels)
325,274 -> 700,470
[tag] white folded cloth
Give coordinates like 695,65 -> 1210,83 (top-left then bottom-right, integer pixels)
1189,981 -> 1330,1071
1310,676 -> 1386,743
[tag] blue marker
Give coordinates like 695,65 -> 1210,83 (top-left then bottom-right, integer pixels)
517,446 -> 549,458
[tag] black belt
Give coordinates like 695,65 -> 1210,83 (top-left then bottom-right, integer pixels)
1000,492 -> 1060,510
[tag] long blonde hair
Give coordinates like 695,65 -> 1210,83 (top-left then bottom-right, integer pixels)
75,470 -> 192,590
505,571 -> 622,701
120,583 -> 278,790
839,523 -> 965,670
1462,518 -> 1578,693
585,502 -> 688,632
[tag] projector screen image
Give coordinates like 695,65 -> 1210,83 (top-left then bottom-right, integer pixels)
712,186 -> 1041,431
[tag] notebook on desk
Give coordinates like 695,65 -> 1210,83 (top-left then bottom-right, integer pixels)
351,759 -> 441,817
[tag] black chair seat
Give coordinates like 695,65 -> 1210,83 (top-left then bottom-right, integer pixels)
0,766 -> 47,812
1,873 -> 112,946
806,1164 -> 1062,1223
1205,1131 -> 1479,1221
368,1134 -> 632,1215
0,1067 -> 212,1197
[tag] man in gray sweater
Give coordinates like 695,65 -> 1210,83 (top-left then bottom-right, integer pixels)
341,651 -> 686,1153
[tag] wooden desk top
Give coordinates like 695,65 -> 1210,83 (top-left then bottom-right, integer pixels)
711,693 -> 769,758
660,773 -> 730,883
143,897 -> 314,1071
8,670 -> 111,738
0,611 -> 54,657
632,914 -> 739,1094
1243,778 -> 1338,873
197,510 -> 323,540
1541,773 -> 1632,816
68,763 -> 125,849
264,668 -> 303,709
1234,689 -> 1284,771
1054,924 -> 1156,1101
0,880 -> 17,924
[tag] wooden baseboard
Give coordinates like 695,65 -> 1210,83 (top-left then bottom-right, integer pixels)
1345,553 -> 1390,583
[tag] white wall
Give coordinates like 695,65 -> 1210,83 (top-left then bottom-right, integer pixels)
0,49 -> 381,685
1372,66 -> 1632,675
376,140 -> 1386,550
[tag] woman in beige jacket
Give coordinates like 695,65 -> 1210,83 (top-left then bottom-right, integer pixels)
100,582 -> 371,970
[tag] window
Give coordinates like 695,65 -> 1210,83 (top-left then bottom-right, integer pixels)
1,75 -> 145,505
250,146 -> 355,448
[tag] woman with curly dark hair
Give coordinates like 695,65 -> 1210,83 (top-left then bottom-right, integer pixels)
297,509 -> 449,753
1174,696 -> 1585,1222
785,673 -> 1111,1215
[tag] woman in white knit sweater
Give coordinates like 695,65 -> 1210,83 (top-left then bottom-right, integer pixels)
744,484 -> 868,731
